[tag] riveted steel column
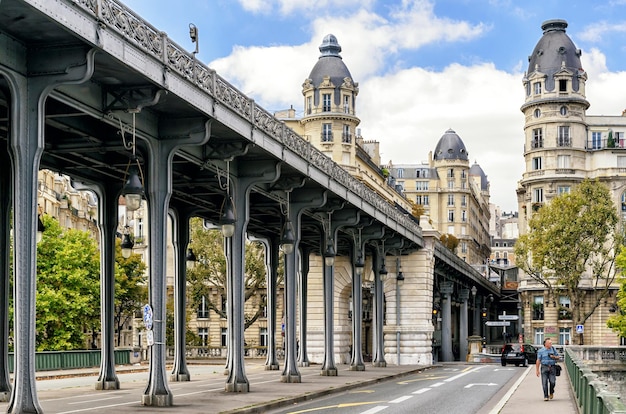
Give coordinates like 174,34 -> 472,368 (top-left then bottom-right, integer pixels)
264,236 -> 280,370
226,160 -> 281,392
440,281 -> 454,362
169,207 -> 194,382
0,148 -> 11,402
298,246 -> 311,367
72,180 -> 122,391
282,189 -> 325,382
350,238 -> 365,371
142,119 -> 210,406
8,46 -> 96,414
459,288 -> 469,361
371,248 -> 387,367
321,210 -> 360,376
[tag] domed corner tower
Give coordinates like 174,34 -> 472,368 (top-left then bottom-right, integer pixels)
518,19 -> 590,232
301,34 -> 360,169
430,129 -> 489,264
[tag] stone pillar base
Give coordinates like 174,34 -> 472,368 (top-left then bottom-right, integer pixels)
372,361 -> 387,367
320,368 -> 338,376
95,379 -> 120,390
265,364 -> 280,370
225,382 -> 250,392
349,364 -> 365,371
467,335 -> 483,361
281,373 -> 301,383
298,361 -> 310,367
169,373 -> 190,382
141,393 -> 173,407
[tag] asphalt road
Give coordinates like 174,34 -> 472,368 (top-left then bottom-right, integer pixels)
267,364 -> 524,414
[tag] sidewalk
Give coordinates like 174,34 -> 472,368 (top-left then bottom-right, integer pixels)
489,365 -> 578,414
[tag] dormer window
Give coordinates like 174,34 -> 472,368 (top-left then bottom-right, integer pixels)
533,82 -> 541,95
343,95 -> 350,114
559,79 -> 567,92
306,96 -> 312,115
322,93 -> 331,112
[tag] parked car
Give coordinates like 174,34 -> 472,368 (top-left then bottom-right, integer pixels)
501,343 -> 538,367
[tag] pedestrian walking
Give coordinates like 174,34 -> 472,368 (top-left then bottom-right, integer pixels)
535,338 -> 560,401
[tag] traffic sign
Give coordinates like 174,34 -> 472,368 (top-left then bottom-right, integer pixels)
143,304 -> 153,330
498,314 -> 519,321
485,321 -> 510,326
576,324 -> 584,333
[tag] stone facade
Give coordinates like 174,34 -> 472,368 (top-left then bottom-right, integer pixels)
517,20 -> 624,346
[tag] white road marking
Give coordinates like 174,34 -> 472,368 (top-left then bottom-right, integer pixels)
431,382 -> 445,387
360,406 -> 389,414
412,388 -> 431,394
444,366 -> 483,382
389,395 -> 413,403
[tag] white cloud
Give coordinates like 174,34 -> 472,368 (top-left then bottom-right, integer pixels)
579,21 -> 626,43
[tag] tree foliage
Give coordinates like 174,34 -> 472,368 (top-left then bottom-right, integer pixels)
515,179 -> 622,334
607,249 -> 626,337
186,218 -> 271,331
440,233 -> 459,252
36,215 -> 101,350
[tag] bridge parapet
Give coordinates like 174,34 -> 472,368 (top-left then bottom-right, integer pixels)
566,346 -> 626,413
70,0 -> 421,240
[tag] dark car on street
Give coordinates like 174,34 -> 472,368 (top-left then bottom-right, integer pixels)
501,343 -> 538,367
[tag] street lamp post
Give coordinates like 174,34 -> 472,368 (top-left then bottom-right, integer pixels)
395,257 -> 404,365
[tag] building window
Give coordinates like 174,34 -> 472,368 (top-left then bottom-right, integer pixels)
342,124 -> 351,143
461,242 -> 467,253
306,96 -> 312,115
616,132 -> 625,148
461,170 -> 466,179
221,327 -> 228,347
221,296 -> 227,315
397,169 -> 404,178
137,217 -> 144,238
198,296 -> 209,319
461,195 -> 467,207
447,194 -> 454,206
558,126 -> 571,147
533,188 -> 544,203
322,93 -> 331,112
533,82 -> 541,95
560,105 -> 568,115
448,180 -> 454,189
259,327 -> 268,347
343,95 -> 350,113
422,195 -> 430,205
416,181 -> 429,191
448,210 -> 454,222
461,210 -> 467,222
559,79 -> 567,92
447,168 -> 454,178
198,327 -> 208,346
559,328 -> 571,345
534,328 -> 544,345
557,155 -> 570,169
591,131 -> 602,149
261,294 -> 267,318
534,108 -> 541,118
557,186 -> 571,195
532,128 -> 543,148
558,296 -> 572,320
322,123 -> 333,142
532,157 -> 542,170
533,296 -> 544,320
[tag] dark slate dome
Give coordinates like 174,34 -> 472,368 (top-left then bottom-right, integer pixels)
308,35 -> 354,105
469,162 -> 489,191
527,19 -> 583,91
433,129 -> 469,161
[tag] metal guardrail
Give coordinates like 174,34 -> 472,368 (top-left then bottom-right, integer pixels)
566,347 -> 626,414
8,349 -> 131,372
166,346 -> 285,360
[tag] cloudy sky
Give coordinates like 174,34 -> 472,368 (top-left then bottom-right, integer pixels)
123,0 -> 626,212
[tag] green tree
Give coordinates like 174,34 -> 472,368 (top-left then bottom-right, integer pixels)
114,240 -> 147,346
186,218 -> 271,330
515,179 -> 623,344
36,215 -> 101,350
607,249 -> 626,337
440,233 -> 459,252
